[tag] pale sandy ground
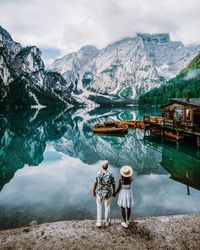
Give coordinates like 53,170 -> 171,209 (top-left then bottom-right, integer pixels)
0,214 -> 200,250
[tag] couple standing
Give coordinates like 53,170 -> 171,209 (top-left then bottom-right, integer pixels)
92,160 -> 134,228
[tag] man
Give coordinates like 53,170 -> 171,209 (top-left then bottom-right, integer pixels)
93,160 -> 115,227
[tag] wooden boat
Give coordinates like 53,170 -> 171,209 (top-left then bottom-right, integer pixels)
135,121 -> 145,129
118,120 -> 145,129
103,121 -> 118,127
164,130 -> 184,140
119,120 -> 137,128
150,128 -> 184,140
150,128 -> 161,136
93,122 -> 128,134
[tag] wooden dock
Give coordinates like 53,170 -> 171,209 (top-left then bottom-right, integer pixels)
143,98 -> 200,147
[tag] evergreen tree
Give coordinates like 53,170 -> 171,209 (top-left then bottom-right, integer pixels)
138,53 -> 200,106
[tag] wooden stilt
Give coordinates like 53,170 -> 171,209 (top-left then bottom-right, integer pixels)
176,131 -> 179,141
197,149 -> 200,158
176,140 -> 179,149
187,185 -> 190,195
144,128 -> 146,138
161,128 -> 164,142
197,136 -> 200,148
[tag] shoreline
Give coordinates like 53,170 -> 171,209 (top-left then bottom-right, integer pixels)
0,214 -> 200,249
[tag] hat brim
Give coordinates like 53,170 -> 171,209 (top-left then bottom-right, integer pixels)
120,166 -> 133,177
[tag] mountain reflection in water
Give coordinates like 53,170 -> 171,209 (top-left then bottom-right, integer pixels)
0,107 -> 200,230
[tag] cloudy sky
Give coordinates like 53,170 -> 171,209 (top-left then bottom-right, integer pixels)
0,0 -> 200,63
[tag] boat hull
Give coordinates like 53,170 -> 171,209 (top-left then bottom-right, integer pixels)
93,127 -> 127,134
164,131 -> 184,140
93,121 -> 128,134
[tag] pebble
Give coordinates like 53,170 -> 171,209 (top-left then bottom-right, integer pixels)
28,220 -> 38,226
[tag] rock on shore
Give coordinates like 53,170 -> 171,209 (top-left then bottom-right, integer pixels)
0,214 -> 200,250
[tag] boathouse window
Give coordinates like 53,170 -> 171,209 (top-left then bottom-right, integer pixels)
167,110 -> 171,119
186,109 -> 190,121
174,109 -> 181,121
194,110 -> 200,130
169,110 -> 174,119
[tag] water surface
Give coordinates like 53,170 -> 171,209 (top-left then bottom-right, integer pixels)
0,107 -> 200,230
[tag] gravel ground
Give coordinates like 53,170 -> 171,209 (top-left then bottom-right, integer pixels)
0,214 -> 200,250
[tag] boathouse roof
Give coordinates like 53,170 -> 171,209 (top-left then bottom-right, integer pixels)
161,98 -> 200,109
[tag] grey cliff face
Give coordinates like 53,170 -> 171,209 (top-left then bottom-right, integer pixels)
0,26 -> 78,108
14,46 -> 45,75
0,27 -> 21,86
51,32 -> 200,106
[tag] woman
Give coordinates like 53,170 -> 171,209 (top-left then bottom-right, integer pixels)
115,166 -> 134,228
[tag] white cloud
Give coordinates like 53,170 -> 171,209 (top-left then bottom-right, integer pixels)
0,0 -> 200,57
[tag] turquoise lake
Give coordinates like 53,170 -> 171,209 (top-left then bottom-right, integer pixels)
0,107 -> 200,230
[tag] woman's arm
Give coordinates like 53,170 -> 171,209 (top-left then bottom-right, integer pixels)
114,178 -> 122,196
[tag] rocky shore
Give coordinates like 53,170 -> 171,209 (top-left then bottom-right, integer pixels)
0,214 -> 200,250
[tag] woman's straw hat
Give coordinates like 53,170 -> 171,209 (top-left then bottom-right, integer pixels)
120,166 -> 133,177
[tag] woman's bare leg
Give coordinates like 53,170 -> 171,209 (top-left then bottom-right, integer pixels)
127,208 -> 131,220
121,207 -> 126,222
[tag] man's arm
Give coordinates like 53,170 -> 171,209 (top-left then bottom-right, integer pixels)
112,183 -> 116,197
92,181 -> 97,197
115,178 -> 122,196
112,176 -> 116,196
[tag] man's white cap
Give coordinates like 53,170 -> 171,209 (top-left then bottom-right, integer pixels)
102,160 -> 109,168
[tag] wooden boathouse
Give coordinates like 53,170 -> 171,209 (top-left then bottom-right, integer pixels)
144,97 -> 200,147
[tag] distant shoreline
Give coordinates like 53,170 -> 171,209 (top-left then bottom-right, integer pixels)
1,214 -> 199,249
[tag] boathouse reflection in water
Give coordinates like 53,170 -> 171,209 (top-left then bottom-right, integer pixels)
161,144 -> 200,194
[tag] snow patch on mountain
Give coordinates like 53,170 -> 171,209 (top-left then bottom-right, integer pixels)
51,33 -> 200,105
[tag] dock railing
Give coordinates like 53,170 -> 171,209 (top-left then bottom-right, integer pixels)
144,115 -> 200,136
164,119 -> 174,127
144,115 -> 163,125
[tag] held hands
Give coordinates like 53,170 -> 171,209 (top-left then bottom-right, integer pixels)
112,192 -> 116,197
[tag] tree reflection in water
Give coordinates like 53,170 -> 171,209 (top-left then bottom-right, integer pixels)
0,107 -> 200,230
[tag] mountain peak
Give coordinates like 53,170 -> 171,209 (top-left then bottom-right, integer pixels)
137,32 -> 170,43
78,45 -> 98,55
0,26 -> 12,40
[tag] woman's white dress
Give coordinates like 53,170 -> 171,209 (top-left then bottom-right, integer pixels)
117,184 -> 134,208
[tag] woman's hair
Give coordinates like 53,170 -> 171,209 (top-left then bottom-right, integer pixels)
121,175 -> 131,183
